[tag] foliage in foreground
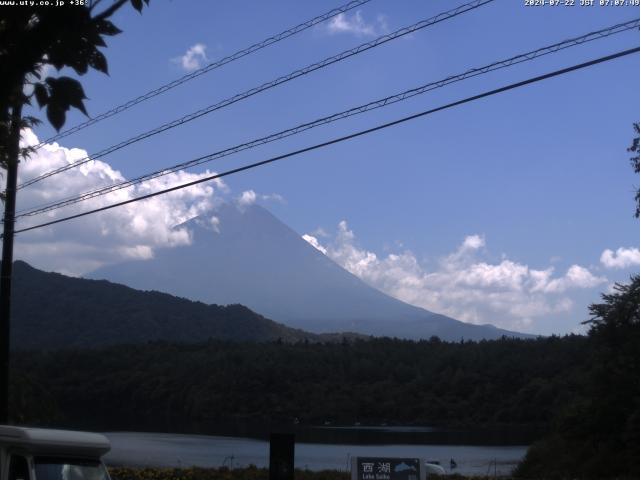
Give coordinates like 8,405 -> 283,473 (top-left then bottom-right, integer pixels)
515,276 -> 640,479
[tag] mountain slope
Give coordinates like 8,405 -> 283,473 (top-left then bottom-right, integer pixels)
10,261 -> 325,349
89,203 -> 530,341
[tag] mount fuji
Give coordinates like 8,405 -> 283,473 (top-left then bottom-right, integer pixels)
88,203 -> 530,341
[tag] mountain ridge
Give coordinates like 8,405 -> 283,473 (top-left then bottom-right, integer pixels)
9,260 -> 366,350
88,203 -> 532,341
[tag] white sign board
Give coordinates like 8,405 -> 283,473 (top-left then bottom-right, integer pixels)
351,457 -> 427,480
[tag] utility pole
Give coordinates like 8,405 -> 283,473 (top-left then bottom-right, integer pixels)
0,0 -> 147,425
0,101 -> 23,424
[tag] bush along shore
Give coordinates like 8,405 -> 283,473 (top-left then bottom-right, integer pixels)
108,467 -> 351,480
107,466 -> 513,480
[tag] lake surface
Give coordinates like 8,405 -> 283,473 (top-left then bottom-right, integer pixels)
103,430 -> 529,477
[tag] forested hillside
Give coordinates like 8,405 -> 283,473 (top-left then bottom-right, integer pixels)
10,335 -> 588,432
9,261 -> 332,348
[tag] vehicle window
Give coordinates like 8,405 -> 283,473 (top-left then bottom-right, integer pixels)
9,455 -> 29,480
33,458 -> 107,480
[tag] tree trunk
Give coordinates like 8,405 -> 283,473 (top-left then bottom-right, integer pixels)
0,102 -> 22,424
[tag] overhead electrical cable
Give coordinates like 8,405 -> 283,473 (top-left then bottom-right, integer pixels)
11,45 -> 640,236
15,17 -> 640,219
19,0 -> 495,189
33,0 -> 374,149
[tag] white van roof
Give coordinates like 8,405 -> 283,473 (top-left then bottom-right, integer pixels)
0,426 -> 110,457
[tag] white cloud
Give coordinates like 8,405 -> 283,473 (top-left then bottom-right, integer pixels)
236,190 -> 285,207
194,215 -> 221,233
312,227 -> 329,238
543,265 -> 606,293
261,192 -> 285,204
118,245 -> 154,260
14,129 -> 226,276
605,282 -> 618,294
376,14 -> 389,34
600,247 -> 640,269
303,222 -> 607,331
302,234 -> 327,255
462,234 -> 485,251
237,190 -> 257,207
325,11 -> 387,37
173,43 -> 208,72
458,260 -> 529,290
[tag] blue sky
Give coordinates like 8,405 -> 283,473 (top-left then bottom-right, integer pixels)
17,0 -> 640,335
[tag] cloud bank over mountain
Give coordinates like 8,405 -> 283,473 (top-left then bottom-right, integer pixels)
15,130 -> 226,275
303,222 -> 606,331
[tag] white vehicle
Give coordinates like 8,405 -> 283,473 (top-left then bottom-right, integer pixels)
0,426 -> 111,480
424,462 -> 446,476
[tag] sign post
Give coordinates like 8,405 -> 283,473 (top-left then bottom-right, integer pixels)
351,457 -> 426,480
269,433 -> 295,480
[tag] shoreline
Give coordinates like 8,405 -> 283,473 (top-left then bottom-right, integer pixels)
108,466 -> 515,480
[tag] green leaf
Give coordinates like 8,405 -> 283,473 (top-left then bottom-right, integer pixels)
88,50 -> 108,75
46,76 -> 89,119
89,30 -> 107,48
46,49 -> 67,71
130,0 -> 143,12
33,83 -> 49,108
46,103 -> 66,131
65,50 -> 89,75
95,19 -> 122,36
72,98 -> 88,116
47,76 -> 87,99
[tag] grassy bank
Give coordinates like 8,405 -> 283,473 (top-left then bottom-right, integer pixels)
107,466 -> 513,480
108,466 -> 350,480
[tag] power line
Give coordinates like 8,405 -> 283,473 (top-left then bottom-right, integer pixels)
23,0 -> 493,187
15,17 -> 640,219
12,45 -> 640,236
18,0 -> 495,189
18,17 -> 639,217
32,0 -> 374,150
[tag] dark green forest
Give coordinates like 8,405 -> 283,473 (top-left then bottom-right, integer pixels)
10,335 -> 587,432
8,261 -> 362,348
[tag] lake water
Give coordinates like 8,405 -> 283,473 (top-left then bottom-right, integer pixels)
103,430 -> 529,477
